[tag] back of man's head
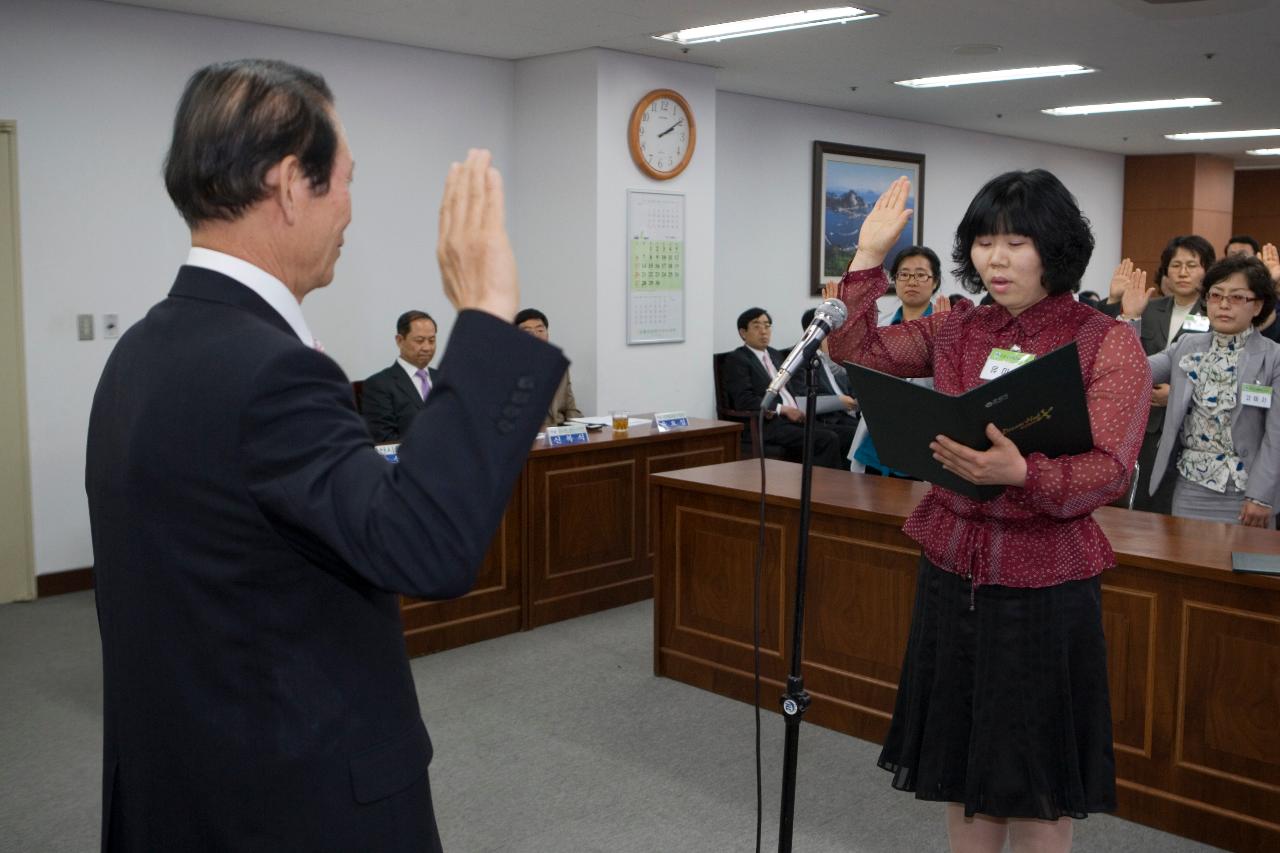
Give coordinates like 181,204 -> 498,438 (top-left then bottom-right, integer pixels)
164,59 -> 337,228
801,308 -> 816,330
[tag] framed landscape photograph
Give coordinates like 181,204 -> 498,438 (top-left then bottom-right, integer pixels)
811,141 -> 924,295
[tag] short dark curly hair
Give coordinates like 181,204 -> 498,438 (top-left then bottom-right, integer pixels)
164,59 -> 337,228
951,169 -> 1094,296
1203,256 -> 1276,326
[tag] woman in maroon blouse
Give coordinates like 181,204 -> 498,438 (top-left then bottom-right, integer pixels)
826,171 -> 1150,853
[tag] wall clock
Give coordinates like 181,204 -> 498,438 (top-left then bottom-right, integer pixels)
628,89 -> 696,180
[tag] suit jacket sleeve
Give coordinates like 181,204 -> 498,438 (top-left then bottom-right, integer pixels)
360,370 -> 402,443
724,349 -> 765,411
242,310 -> 567,599
559,372 -> 582,421
1246,345 -> 1280,506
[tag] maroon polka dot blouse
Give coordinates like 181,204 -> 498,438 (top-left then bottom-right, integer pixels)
828,267 -> 1152,589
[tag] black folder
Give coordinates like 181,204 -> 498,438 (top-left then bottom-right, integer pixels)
844,342 -> 1093,501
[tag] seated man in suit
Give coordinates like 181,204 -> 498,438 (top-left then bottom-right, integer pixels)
362,310 -> 439,442
798,306 -> 860,453
515,308 -> 582,426
722,307 -> 846,468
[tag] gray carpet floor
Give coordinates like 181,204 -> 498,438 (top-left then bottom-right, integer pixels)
0,591 -> 1222,852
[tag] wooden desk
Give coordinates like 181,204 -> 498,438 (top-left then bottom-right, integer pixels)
652,459 -> 1280,853
400,418 -> 740,655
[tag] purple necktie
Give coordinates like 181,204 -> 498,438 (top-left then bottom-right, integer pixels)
415,368 -> 431,401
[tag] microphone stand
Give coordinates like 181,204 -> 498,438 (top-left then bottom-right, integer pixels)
777,354 -> 820,853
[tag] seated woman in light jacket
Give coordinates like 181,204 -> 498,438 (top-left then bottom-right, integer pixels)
1122,255 -> 1280,527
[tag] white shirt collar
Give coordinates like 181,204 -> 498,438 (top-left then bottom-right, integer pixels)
397,357 -> 428,381
184,247 -> 316,347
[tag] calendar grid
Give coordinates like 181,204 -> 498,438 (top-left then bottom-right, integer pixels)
626,190 -> 685,344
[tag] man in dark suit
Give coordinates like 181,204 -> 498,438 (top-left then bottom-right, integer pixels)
362,310 -> 440,442
799,306 -> 860,453
1102,235 -> 1213,512
722,307 -> 846,468
85,59 -> 566,853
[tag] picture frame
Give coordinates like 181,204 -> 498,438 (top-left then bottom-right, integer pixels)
811,141 -> 924,295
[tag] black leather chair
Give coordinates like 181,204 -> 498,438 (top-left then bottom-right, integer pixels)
713,351 -> 787,460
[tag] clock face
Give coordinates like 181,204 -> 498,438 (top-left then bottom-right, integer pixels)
630,90 -> 695,179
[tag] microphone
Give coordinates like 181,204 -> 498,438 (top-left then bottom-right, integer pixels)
761,298 -> 848,410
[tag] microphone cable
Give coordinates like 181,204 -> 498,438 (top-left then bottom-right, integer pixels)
753,406 -> 767,853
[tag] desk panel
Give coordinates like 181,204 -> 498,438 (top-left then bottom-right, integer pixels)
653,459 -> 1280,852
402,419 -> 740,651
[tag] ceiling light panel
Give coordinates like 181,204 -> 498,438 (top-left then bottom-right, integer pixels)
1165,129 -> 1280,141
1042,97 -> 1219,117
895,64 -> 1093,89
653,8 -> 878,46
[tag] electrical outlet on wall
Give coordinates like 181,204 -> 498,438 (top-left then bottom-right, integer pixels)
77,314 -> 94,341
103,314 -> 120,339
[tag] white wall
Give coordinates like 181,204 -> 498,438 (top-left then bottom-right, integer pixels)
511,50 -> 600,412
714,92 -> 1126,353
1,0 -> 515,574
594,51 -> 717,419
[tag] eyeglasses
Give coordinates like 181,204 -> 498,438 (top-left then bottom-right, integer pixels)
1206,291 -> 1257,306
747,320 -> 772,329
1167,261 -> 1201,273
895,272 -> 934,283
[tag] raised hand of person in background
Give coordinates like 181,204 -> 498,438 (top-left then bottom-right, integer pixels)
847,176 -> 913,272
1262,243 -> 1280,283
1118,266 -> 1154,320
1107,258 -> 1136,304
822,281 -> 839,300
932,294 -> 952,314
437,149 -> 518,321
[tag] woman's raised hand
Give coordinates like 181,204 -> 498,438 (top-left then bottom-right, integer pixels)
847,177 -> 913,273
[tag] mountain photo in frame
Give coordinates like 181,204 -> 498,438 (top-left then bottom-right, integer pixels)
811,141 -> 924,295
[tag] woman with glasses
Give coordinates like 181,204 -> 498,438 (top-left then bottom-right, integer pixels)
849,246 -> 949,476
1101,235 -> 1214,513
1131,255 -> 1280,526
826,171 -> 1149,853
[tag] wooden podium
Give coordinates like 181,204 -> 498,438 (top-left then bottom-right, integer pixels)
652,459 -> 1280,853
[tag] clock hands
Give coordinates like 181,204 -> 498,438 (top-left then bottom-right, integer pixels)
657,119 -> 684,138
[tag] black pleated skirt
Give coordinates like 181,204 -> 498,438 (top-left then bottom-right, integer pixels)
877,557 -> 1117,820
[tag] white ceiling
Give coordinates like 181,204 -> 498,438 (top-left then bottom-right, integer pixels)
100,0 -> 1280,165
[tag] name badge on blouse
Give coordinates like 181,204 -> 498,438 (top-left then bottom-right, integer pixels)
1182,314 -> 1210,333
979,347 -> 1036,381
1242,383 -> 1273,409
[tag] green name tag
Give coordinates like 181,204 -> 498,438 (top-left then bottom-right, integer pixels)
980,348 -> 1036,380
1242,383 -> 1273,409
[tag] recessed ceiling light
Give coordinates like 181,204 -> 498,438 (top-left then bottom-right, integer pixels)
1042,97 -> 1220,117
1165,128 -> 1280,141
895,64 -> 1094,89
652,7 -> 879,45
1247,148 -> 1280,156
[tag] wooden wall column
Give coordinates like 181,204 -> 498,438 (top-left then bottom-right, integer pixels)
1122,154 -> 1235,276
1232,169 -> 1280,243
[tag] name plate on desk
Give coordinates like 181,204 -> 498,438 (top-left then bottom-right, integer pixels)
375,443 -> 401,463
653,410 -> 690,431
546,424 -> 589,446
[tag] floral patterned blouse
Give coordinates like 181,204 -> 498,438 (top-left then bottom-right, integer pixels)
1175,327 -> 1253,493
828,267 -> 1151,590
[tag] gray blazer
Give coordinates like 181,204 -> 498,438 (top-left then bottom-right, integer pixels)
1148,330 -> 1280,505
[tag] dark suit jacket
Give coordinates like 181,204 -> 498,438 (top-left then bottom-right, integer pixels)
362,362 -> 439,442
1101,295 -> 1206,434
86,266 -> 566,853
